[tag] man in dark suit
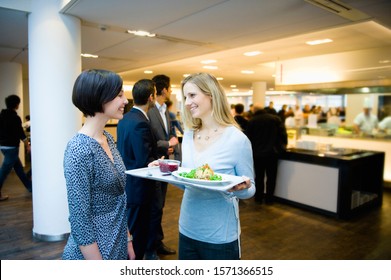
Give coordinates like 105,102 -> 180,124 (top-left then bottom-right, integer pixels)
245,103 -> 287,204
145,74 -> 179,259
117,79 -> 157,260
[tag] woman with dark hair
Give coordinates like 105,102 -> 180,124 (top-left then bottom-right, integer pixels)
62,69 -> 134,260
0,95 -> 32,200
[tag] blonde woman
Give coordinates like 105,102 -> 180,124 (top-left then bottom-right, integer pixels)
178,72 -> 255,260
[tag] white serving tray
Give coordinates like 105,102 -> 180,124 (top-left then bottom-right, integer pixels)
125,166 -> 245,192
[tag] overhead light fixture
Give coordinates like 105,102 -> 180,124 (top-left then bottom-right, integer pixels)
144,70 -> 153,74
230,85 -> 237,88
306,38 -> 333,45
241,70 -> 254,74
203,65 -> 218,70
379,60 -> 390,64
127,30 -> 156,37
244,51 -> 262,57
201,59 -> 217,64
81,53 -> 99,58
216,77 -> 224,81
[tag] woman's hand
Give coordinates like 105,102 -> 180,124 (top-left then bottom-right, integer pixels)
228,176 -> 251,192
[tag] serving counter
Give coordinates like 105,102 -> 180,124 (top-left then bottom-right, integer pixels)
275,148 -> 385,219
300,134 -> 391,184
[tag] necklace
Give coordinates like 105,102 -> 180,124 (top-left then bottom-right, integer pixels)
196,128 -> 218,141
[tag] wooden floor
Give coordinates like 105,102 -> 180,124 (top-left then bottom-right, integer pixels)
1,169 -> 391,260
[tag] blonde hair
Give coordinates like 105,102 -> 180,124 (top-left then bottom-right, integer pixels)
180,73 -> 239,130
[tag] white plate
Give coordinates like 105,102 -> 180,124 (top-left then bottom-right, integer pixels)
171,170 -> 231,185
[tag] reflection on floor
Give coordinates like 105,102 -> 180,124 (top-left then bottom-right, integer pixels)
1,169 -> 390,260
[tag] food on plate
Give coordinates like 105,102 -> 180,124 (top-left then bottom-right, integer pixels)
179,164 -> 222,181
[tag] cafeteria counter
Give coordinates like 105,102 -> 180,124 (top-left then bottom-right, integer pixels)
275,148 -> 385,219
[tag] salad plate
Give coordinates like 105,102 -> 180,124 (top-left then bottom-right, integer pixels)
171,170 -> 231,185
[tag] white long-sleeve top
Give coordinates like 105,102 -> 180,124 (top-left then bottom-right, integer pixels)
179,126 -> 255,244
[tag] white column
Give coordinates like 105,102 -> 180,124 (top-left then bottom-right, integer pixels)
29,0 -> 82,241
252,81 -> 267,107
0,62 -> 25,165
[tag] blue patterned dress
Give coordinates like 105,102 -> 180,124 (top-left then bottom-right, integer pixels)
62,131 -> 128,260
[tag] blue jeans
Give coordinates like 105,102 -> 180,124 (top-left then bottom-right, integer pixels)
178,233 -> 240,260
0,147 -> 32,192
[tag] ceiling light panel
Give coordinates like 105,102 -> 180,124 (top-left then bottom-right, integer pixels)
244,51 -> 262,56
306,38 -> 333,45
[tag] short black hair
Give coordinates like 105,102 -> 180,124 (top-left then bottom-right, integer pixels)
72,69 -> 123,117
234,103 -> 244,114
132,79 -> 155,106
5,95 -> 20,109
152,74 -> 170,96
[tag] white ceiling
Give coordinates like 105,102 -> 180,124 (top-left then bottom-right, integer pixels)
0,0 -> 391,92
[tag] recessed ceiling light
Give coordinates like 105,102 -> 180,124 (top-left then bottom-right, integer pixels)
201,59 -> 217,64
144,70 -> 153,74
241,70 -> 254,74
81,53 -> 99,58
127,30 -> 156,37
183,74 -> 190,78
244,51 -> 262,56
379,60 -> 390,64
232,89 -> 239,92
306,38 -> 333,45
203,65 -> 218,70
230,85 -> 237,88
216,77 -> 224,80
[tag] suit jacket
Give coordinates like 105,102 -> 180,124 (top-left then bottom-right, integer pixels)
117,108 -> 157,206
147,104 -> 175,158
245,109 -> 288,158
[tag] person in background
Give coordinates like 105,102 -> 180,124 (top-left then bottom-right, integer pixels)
327,107 -> 341,127
264,101 -> 277,115
145,74 -> 178,259
233,103 -> 248,131
62,69 -> 135,260
22,115 -> 31,133
245,103 -> 254,120
230,103 -> 236,116
245,103 -> 287,205
378,116 -> 391,131
0,95 -> 32,201
353,99 -> 378,135
293,104 -> 304,127
277,104 -> 288,123
284,108 -> 295,128
179,72 -> 255,260
117,79 -> 158,260
165,99 -> 182,162
165,99 -> 184,136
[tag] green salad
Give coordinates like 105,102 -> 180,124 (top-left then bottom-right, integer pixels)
179,164 -> 223,181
